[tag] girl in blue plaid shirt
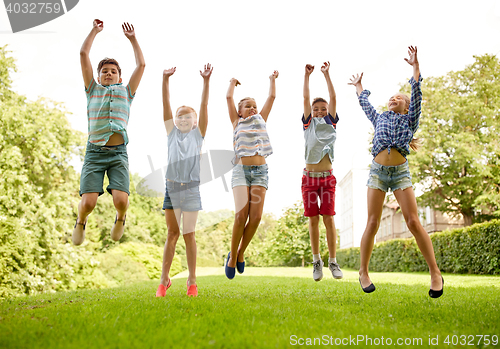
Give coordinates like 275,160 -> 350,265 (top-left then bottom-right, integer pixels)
349,46 -> 443,298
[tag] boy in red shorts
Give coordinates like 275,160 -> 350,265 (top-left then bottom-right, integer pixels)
301,62 -> 343,282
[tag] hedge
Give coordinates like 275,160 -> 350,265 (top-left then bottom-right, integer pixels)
336,220 -> 500,274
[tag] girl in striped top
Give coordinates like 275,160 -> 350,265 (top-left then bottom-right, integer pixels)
224,71 -> 278,279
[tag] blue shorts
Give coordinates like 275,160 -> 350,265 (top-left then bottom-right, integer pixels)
162,181 -> 202,211
79,142 -> 130,196
231,164 -> 269,190
367,160 -> 413,193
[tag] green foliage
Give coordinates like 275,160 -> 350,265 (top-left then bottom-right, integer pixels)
97,242 -> 182,285
337,220 -> 500,274
0,46 -> 93,298
406,54 -> 500,225
267,202 -> 327,267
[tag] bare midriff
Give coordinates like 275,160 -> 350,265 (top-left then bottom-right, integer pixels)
305,155 -> 332,172
105,132 -> 125,146
237,154 -> 266,166
374,148 -> 406,166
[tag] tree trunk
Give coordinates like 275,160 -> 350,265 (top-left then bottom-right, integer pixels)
302,256 -> 305,267
463,214 -> 473,226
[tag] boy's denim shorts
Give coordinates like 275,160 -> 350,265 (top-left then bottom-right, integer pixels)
231,164 -> 269,190
79,142 -> 130,196
367,160 -> 413,193
163,180 -> 202,212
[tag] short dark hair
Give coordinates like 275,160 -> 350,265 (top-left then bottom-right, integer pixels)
312,97 -> 328,106
97,58 -> 121,77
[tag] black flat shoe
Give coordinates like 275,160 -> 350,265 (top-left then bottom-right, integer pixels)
429,276 -> 444,298
359,277 -> 376,293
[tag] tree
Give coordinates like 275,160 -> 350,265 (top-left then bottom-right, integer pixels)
407,54 -> 500,225
268,202 -> 327,267
0,45 -> 99,297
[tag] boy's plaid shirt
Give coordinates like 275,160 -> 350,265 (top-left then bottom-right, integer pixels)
358,75 -> 422,158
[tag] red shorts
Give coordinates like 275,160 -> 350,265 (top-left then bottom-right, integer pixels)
301,173 -> 337,217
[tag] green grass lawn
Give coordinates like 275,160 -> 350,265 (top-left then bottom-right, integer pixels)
1,268 -> 499,349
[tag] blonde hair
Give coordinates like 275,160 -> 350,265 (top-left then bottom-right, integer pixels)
237,97 -> 256,113
398,94 -> 420,151
176,105 -> 197,117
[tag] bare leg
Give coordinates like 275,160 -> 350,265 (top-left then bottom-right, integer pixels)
237,186 -> 266,262
308,215 -> 320,255
159,209 -> 181,287
228,186 -> 249,268
323,215 -> 336,258
77,192 -> 98,224
110,189 -> 129,241
182,211 -> 199,287
359,188 -> 386,288
73,192 -> 98,245
393,187 -> 443,290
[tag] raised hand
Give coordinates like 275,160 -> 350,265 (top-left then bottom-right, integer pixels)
270,70 -> 279,79
305,64 -> 314,75
404,46 -> 418,66
320,61 -> 330,74
93,19 -> 103,33
122,22 -> 136,40
163,67 -> 176,78
200,63 -> 213,79
348,73 -> 363,86
230,78 -> 241,86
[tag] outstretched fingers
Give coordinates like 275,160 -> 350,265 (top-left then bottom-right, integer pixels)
348,72 -> 363,85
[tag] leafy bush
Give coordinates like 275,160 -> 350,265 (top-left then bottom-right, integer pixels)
337,220 -> 500,274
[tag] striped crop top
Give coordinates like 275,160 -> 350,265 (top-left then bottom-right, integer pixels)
232,114 -> 272,164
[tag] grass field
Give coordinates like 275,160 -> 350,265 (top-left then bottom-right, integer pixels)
1,267 -> 499,349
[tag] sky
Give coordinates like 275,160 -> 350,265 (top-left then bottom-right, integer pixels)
1,0 -> 500,218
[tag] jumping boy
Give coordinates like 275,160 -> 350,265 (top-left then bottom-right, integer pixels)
73,19 -> 145,245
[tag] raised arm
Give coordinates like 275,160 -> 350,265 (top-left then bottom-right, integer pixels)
404,46 -> 420,82
405,46 -> 422,132
122,22 -> 146,96
162,67 -> 176,135
303,64 -> 314,117
349,72 -> 378,125
80,19 -> 103,90
348,72 -> 364,96
321,61 -> 336,117
198,63 -> 213,137
226,78 -> 240,126
260,70 -> 279,122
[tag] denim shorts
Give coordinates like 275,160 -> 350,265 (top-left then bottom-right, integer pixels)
162,180 -> 202,211
367,160 -> 413,193
79,142 -> 130,196
231,164 -> 269,190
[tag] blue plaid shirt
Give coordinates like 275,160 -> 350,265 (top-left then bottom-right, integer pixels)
358,75 -> 423,158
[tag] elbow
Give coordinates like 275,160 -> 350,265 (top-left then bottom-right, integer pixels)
80,50 -> 89,58
138,62 -> 146,69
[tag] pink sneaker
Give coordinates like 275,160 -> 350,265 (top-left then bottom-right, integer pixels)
155,279 -> 171,297
187,281 -> 198,297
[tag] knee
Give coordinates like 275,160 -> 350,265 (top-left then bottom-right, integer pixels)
309,215 -> 320,226
167,228 -> 180,241
322,215 -> 334,227
406,215 -> 422,232
365,217 -> 380,235
80,198 -> 97,213
248,212 -> 262,227
114,197 -> 129,212
234,211 -> 248,227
